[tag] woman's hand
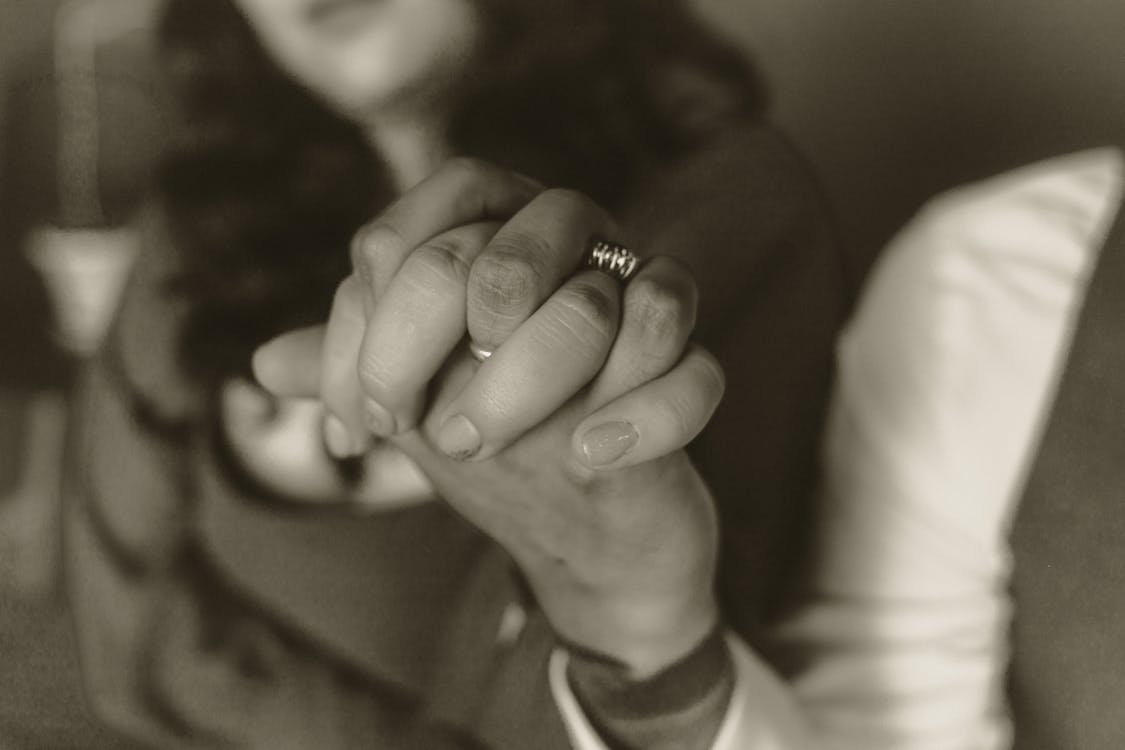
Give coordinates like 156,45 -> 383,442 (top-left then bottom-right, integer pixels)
399,342 -> 725,679
253,158 -> 726,677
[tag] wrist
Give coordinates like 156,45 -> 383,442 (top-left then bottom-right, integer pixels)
560,589 -> 721,680
568,624 -> 733,710
566,624 -> 736,750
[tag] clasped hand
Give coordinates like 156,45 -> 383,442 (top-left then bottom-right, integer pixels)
253,158 -> 725,677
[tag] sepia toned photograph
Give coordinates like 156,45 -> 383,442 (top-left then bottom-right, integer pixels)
1,1 -> 1123,747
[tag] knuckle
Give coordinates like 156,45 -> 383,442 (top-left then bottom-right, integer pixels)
540,187 -> 603,222
443,156 -> 492,183
469,250 -> 544,319
655,255 -> 699,299
549,279 -> 617,346
356,354 -> 396,399
624,276 -> 694,341
489,227 -> 556,264
407,239 -> 472,289
350,222 -> 404,286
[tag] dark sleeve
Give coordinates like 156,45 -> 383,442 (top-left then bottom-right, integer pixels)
561,122 -> 839,750
567,627 -> 735,750
622,121 -> 844,639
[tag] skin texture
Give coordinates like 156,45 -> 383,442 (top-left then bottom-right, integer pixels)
217,0 -> 746,682
253,161 -> 728,677
62,3 -> 834,747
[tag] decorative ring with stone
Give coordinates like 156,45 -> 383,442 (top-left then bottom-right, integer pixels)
468,340 -> 494,362
586,239 -> 640,283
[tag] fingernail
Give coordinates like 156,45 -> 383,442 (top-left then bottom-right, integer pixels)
324,414 -> 360,458
579,421 -> 639,467
364,399 -> 396,437
437,414 -> 482,460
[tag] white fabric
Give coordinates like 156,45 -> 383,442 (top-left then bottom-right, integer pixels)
551,148 -> 1123,748
781,148 -> 1124,749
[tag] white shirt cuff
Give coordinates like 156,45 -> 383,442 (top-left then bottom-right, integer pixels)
548,632 -> 810,750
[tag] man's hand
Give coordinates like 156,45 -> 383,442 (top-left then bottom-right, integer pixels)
252,158 -> 726,677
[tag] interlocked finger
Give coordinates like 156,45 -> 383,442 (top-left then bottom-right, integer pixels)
584,255 -> 698,410
573,344 -> 726,470
349,158 -> 541,304
433,269 -> 622,460
357,221 -> 502,436
466,189 -> 619,357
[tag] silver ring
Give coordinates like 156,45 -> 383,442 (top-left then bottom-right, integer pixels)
468,340 -> 494,362
586,239 -> 640,283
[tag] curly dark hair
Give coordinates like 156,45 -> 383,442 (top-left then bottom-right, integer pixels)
157,0 -> 763,391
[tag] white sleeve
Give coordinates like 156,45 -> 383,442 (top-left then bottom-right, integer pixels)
549,634 -> 812,750
776,149 -> 1123,750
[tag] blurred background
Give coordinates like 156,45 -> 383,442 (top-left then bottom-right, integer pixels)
0,0 -> 1122,746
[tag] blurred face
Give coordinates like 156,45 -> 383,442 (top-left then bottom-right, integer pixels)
233,0 -> 481,122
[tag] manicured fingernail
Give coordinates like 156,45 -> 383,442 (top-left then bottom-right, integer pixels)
324,414 -> 359,458
364,399 -> 396,437
580,421 -> 639,467
437,414 -> 482,460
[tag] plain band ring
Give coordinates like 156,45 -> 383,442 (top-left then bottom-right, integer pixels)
468,340 -> 494,362
586,239 -> 640,283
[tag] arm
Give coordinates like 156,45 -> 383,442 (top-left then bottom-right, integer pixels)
772,151 -> 1124,747
254,150 -> 831,749
776,212 -> 1017,749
